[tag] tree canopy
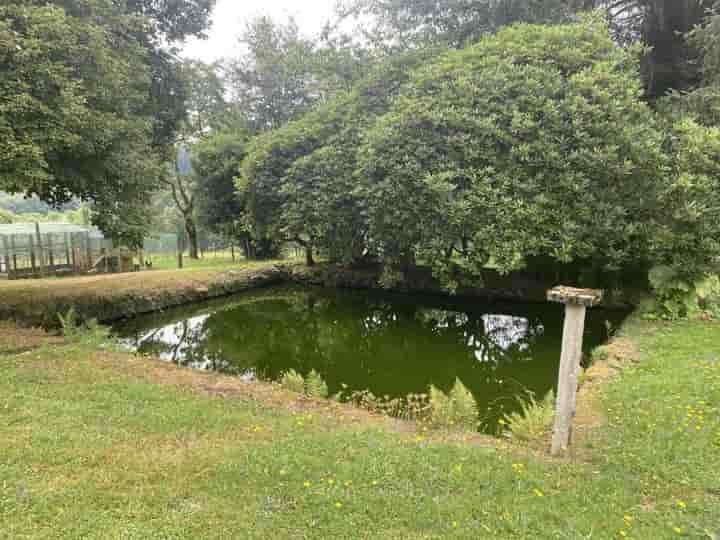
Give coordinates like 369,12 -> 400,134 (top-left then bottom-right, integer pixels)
0,0 -> 214,244
240,17 -> 720,287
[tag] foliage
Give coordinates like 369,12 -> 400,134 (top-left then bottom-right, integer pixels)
224,16 -> 320,134
0,208 -> 14,224
280,369 -> 306,394
501,390 -> 556,441
279,369 -> 329,398
305,370 -> 329,398
192,128 -> 259,256
0,0 -> 213,246
358,18 -> 720,284
238,49 -> 435,263
428,379 -> 479,430
335,0 -> 577,50
339,389 -> 432,421
58,308 -> 113,347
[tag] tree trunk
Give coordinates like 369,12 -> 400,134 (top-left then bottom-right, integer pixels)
185,218 -> 199,259
305,245 -> 315,266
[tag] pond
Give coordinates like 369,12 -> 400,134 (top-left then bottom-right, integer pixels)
115,286 -> 625,433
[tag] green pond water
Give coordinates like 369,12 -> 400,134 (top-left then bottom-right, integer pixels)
115,286 -> 625,433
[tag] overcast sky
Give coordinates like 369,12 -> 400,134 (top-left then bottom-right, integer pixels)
182,0 -> 338,63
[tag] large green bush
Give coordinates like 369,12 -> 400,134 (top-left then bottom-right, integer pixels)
240,17 -> 720,289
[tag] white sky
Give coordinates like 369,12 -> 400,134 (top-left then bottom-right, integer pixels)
182,0 -> 338,63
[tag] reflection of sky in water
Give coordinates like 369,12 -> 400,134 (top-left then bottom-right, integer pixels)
141,314 -> 210,361
471,314 -> 543,363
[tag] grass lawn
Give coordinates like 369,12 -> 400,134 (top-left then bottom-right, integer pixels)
0,260 -> 288,327
0,317 -> 718,539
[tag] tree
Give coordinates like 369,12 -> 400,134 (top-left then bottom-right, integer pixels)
242,17 -> 720,287
356,17 -> 720,285
162,146 -> 200,259
0,0 -> 214,245
238,49 -> 435,264
225,16 -> 319,133
193,128 -> 255,257
334,0 -> 576,50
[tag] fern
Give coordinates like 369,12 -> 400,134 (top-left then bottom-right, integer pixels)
305,370 -> 329,398
58,308 -> 112,346
58,308 -> 79,339
280,370 -> 305,394
429,379 -> 479,430
502,390 -> 555,441
448,378 -> 479,429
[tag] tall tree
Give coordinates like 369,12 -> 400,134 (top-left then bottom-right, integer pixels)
0,0 -> 214,245
334,0 -> 575,50
224,16 -> 320,133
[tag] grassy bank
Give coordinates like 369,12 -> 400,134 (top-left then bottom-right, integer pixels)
1,315 -> 718,539
0,260 -> 289,328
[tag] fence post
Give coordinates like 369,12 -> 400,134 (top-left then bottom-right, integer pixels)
547,286 -> 603,456
177,235 -> 184,269
9,234 -> 17,274
70,234 -> 78,271
35,223 -> 45,276
1,235 -> 10,276
29,234 -> 37,275
85,233 -> 92,271
64,233 -> 71,266
46,233 -> 54,273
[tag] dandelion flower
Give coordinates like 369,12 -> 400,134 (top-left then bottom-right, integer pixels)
533,488 -> 544,497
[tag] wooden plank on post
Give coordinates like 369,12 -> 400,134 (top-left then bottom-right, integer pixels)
547,286 -> 603,456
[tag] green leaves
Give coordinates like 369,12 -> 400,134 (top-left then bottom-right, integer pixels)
0,1 -> 213,245
239,17 -> 720,293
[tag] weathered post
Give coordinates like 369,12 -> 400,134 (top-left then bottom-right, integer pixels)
85,233 -> 92,271
46,233 -> 55,273
29,234 -> 37,275
64,233 -> 71,266
9,234 -> 17,275
1,235 -> 10,276
547,286 -> 603,456
177,235 -> 184,269
35,223 -> 45,276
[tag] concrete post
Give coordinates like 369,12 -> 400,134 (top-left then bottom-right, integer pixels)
547,286 -> 603,456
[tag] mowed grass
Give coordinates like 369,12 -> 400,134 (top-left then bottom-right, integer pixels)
1,318 -> 719,539
148,252 -> 249,271
0,260 -> 287,327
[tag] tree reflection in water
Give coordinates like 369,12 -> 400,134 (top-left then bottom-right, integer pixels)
117,287 -> 622,433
